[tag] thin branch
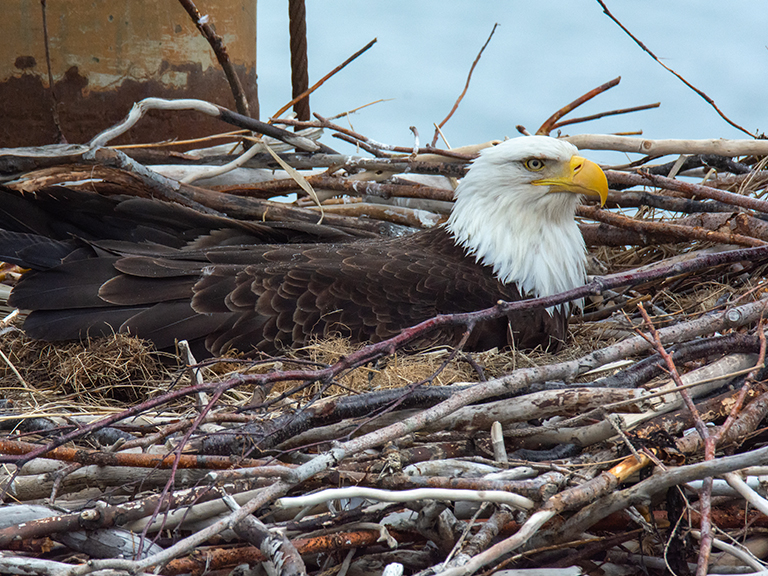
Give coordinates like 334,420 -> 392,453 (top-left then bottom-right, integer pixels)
88,97 -> 321,153
40,0 -> 65,143
536,77 -> 621,135
714,322 -> 767,442
596,0 -> 754,137
636,304 -> 709,441
176,0 -> 252,117
431,23 -> 499,146
272,38 -> 377,120
636,303 -> 714,576
606,169 -> 768,214
577,204 -> 766,247
550,102 -> 660,130
278,113 -> 476,160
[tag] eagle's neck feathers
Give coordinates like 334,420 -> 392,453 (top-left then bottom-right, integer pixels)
445,139 -> 587,310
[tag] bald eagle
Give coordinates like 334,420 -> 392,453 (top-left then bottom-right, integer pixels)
0,136 -> 607,357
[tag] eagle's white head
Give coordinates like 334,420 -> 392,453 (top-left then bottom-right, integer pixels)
445,136 -> 608,310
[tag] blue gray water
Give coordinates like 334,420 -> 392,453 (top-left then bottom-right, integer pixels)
257,1 -> 767,161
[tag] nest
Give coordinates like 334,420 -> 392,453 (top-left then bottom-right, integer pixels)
0,328 -> 171,406
3,96 -> 768,575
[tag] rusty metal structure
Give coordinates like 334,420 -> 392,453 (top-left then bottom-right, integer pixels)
1,1 -> 258,147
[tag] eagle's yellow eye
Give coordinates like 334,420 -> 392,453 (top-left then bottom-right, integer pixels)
524,158 -> 545,172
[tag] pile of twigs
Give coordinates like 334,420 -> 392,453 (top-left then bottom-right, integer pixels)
3,89 -> 768,576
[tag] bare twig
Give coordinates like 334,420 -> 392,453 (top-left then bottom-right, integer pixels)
89,97 -> 320,153
536,77 -> 621,135
272,38 -> 377,120
176,0 -> 252,118
606,169 -> 768,214
431,23 -> 499,146
596,0 -> 754,137
714,322 -> 767,442
40,0 -> 65,143
577,204 -> 766,247
287,113 -> 476,160
550,102 -> 660,130
636,303 -> 713,575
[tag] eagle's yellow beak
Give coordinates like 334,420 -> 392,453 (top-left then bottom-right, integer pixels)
532,156 -> 608,206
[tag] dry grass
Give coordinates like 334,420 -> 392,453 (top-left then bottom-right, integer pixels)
0,327 -> 174,409
252,332 -> 607,407
0,323 -> 611,417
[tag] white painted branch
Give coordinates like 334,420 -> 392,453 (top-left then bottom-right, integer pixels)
690,530 -> 765,572
723,472 -> 768,517
89,98 -> 221,148
276,486 -> 534,510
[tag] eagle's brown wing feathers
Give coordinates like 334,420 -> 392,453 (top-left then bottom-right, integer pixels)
2,187 -> 568,357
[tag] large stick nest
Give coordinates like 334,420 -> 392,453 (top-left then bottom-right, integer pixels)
2,94 -> 768,576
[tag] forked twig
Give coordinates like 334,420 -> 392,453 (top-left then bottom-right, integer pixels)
536,77 -> 621,135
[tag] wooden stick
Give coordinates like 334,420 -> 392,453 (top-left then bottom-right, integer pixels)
596,0 -> 754,138
431,23 -> 499,146
536,77 -> 621,135
272,38 -> 377,120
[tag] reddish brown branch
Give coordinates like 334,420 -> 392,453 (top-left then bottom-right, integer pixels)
273,38 -> 377,120
550,102 -> 660,130
606,170 -> 768,214
714,322 -> 767,442
536,77 -> 621,135
636,303 -> 714,575
636,304 -> 708,438
577,204 -> 766,247
137,386 -> 229,556
164,528 -> 417,575
0,438 -> 275,470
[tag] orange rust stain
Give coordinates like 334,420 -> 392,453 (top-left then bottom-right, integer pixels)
2,0 -> 257,147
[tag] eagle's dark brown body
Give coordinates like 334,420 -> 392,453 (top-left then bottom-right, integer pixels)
1,136 -> 609,357
0,186 -> 567,357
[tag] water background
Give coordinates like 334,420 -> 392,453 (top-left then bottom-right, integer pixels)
256,1 -> 767,162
